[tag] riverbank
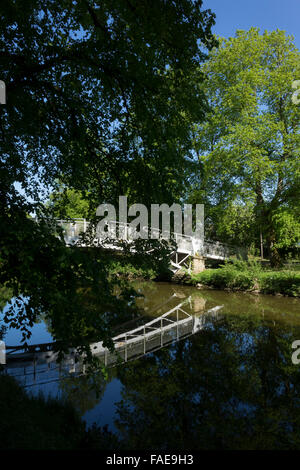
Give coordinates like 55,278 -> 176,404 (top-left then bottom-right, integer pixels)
185,261 -> 300,298
91,252 -> 300,298
103,251 -> 300,298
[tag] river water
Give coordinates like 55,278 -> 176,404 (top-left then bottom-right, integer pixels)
2,281 -> 300,449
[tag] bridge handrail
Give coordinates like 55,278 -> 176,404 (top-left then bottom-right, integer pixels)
34,218 -> 247,259
204,239 -> 243,250
55,219 -> 243,247
55,219 -> 195,241
106,221 -> 195,241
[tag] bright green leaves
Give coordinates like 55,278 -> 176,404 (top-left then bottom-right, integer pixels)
190,28 -> 300,262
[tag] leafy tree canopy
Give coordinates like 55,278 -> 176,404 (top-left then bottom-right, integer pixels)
47,184 -> 90,219
190,28 -> 300,265
0,1 -> 217,351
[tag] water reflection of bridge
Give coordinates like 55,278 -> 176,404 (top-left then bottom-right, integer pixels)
2,297 -> 223,388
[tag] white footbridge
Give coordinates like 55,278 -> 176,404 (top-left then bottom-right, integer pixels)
53,219 -> 247,273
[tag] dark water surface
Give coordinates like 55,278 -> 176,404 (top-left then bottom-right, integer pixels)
2,282 -> 300,449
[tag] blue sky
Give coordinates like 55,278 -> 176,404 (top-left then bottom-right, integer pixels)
203,0 -> 300,48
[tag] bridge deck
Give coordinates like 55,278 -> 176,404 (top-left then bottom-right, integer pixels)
52,219 -> 247,270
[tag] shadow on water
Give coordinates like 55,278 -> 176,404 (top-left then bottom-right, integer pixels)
2,281 -> 300,449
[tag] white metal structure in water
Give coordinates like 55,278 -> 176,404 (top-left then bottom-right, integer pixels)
2,298 -> 223,388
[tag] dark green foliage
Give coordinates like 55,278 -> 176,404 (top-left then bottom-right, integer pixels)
1,0 -> 217,207
0,285 -> 12,311
0,374 -> 85,449
0,206 -> 140,350
196,267 -> 254,290
81,423 -> 123,450
0,373 -> 123,450
100,250 -> 169,281
0,0 -> 216,350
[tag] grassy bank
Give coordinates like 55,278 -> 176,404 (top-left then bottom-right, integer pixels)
189,261 -> 300,297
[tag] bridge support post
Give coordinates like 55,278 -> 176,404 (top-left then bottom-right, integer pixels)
0,341 -> 5,365
192,255 -> 205,274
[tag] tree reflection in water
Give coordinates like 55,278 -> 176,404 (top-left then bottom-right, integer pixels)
114,313 -> 300,450
20,282 -> 299,450
59,372 -> 108,417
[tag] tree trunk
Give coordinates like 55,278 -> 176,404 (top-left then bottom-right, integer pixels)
260,229 -> 264,260
268,230 -> 282,268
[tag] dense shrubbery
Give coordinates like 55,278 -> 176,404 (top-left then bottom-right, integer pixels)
104,253 -> 156,280
100,248 -> 172,281
191,260 -> 300,297
259,271 -> 300,297
194,267 -> 254,290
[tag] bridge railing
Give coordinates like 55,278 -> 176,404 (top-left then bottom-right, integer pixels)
55,218 -> 90,245
35,218 -> 247,260
204,239 -> 248,260
55,219 -> 197,253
